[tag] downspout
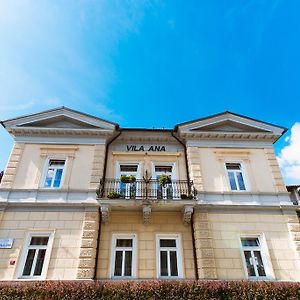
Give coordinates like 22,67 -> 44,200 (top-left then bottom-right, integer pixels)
191,211 -> 199,280
171,131 -> 190,183
93,129 -> 122,280
171,131 -> 199,279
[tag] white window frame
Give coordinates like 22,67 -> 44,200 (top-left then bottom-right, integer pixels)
110,233 -> 137,279
116,161 -> 142,179
17,232 -> 54,280
225,161 -> 249,192
239,234 -> 274,280
156,234 -> 184,279
41,156 -> 67,189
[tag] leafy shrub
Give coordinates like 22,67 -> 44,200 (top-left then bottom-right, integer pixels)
107,191 -> 121,199
0,280 -> 300,300
120,175 -> 136,183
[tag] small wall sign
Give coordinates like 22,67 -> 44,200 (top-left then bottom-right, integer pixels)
0,238 -> 14,249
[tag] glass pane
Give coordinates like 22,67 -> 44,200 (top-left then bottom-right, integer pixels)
228,172 -> 237,190
170,251 -> 178,276
114,251 -> 123,276
44,169 -> 54,187
237,172 -> 246,190
226,163 -> 241,170
160,239 -> 176,248
120,165 -> 138,172
244,251 -> 256,276
241,238 -> 259,247
33,249 -> 46,276
116,239 -> 132,248
49,160 -> 65,166
22,249 -> 36,276
160,251 -> 168,276
53,169 -> 63,188
254,251 -> 266,276
155,166 -> 172,173
30,237 -> 49,246
124,251 -> 132,276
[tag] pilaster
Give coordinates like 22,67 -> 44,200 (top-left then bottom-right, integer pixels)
264,148 -> 286,193
193,210 -> 217,279
90,145 -> 106,189
0,143 -> 24,189
186,147 -> 204,192
77,209 -> 100,279
283,209 -> 300,258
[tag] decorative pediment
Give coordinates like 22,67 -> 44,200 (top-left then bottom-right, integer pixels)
1,107 -> 118,141
175,111 -> 286,142
191,120 -> 270,133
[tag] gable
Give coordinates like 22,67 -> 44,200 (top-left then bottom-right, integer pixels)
2,106 -> 118,131
191,120 -> 270,133
176,111 -> 286,136
20,115 -> 101,129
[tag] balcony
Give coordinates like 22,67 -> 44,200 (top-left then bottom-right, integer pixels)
97,178 -> 197,200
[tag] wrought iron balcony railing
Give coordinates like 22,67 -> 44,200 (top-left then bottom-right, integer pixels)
97,179 -> 197,200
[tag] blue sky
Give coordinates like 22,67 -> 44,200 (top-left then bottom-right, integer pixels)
0,1 -> 300,184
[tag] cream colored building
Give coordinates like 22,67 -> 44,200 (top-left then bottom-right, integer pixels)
0,107 -> 299,281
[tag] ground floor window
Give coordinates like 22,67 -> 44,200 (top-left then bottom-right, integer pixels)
19,233 -> 53,279
156,234 -> 183,278
240,236 -> 269,278
111,234 -> 136,278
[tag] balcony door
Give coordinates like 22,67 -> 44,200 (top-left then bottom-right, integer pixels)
118,164 -> 140,199
153,164 -> 176,199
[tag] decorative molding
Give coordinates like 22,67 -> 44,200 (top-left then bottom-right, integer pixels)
142,205 -> 152,224
214,149 -> 250,161
186,147 -> 204,192
100,205 -> 110,223
183,205 -> 194,224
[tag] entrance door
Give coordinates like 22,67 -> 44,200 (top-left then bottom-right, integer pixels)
153,165 -> 175,199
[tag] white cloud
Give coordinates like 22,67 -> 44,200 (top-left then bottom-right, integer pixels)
277,122 -> 300,183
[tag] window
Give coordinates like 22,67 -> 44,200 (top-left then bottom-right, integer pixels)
43,159 -> 66,188
111,234 -> 136,278
226,163 -> 246,191
118,164 -> 139,199
157,235 -> 183,278
19,234 -> 53,279
240,237 -> 267,278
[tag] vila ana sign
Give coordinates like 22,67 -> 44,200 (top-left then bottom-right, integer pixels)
127,145 -> 166,152
0,238 -> 14,249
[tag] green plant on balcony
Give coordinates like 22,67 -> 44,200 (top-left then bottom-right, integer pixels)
107,191 -> 121,199
159,174 -> 171,187
120,175 -> 136,183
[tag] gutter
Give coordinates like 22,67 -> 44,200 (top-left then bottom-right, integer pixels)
93,129 -> 122,280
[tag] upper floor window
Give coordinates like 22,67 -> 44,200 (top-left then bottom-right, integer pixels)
240,237 -> 268,278
226,163 -> 246,191
19,233 -> 53,279
111,234 -> 136,278
43,159 -> 66,188
156,234 -> 183,278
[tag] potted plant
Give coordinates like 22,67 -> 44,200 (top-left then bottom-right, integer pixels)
107,191 -> 121,199
120,175 -> 136,183
159,174 -> 171,187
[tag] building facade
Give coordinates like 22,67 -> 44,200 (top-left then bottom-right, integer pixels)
0,107 -> 299,281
